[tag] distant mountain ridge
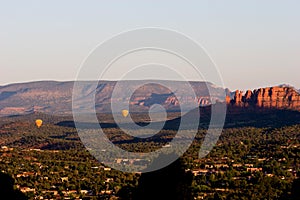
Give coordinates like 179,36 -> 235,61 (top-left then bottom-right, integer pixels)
0,81 -> 74,116
0,80 -> 225,116
0,81 -> 299,117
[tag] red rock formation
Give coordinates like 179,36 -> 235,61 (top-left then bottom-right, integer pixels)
165,96 -> 179,106
244,90 -> 252,100
226,96 -> 231,104
233,90 -> 243,106
228,86 -> 300,111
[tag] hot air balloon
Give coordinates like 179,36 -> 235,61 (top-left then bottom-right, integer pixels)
35,119 -> 43,128
122,110 -> 129,117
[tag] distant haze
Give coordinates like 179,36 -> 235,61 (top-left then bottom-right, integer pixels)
1,1 -> 299,90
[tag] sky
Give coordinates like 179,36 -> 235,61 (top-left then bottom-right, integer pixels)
0,0 -> 299,91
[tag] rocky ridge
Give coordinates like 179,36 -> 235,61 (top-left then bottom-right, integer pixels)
227,86 -> 300,110
0,81 -> 224,116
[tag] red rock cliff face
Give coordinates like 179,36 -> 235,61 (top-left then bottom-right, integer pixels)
228,87 -> 300,110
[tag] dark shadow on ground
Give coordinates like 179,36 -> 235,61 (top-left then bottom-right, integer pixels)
0,172 -> 28,200
57,104 -> 300,130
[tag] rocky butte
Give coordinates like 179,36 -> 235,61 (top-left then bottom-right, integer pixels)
227,86 -> 300,111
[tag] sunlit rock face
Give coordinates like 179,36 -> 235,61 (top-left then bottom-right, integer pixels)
228,86 -> 300,110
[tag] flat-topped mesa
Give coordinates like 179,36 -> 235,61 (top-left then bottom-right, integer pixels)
227,86 -> 300,110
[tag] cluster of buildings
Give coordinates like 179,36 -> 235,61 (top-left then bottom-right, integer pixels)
191,155 -> 298,182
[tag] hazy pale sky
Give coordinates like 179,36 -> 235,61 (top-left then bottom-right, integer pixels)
1,0 -> 299,91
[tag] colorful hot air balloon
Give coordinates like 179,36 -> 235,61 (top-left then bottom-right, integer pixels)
122,110 -> 129,117
35,119 -> 43,128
